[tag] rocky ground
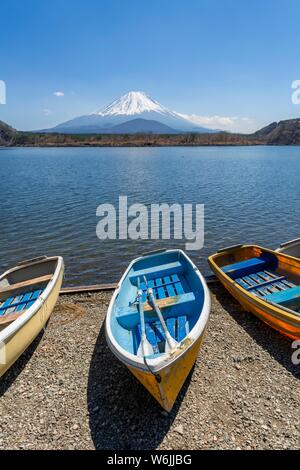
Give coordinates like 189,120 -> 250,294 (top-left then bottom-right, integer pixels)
0,284 -> 299,450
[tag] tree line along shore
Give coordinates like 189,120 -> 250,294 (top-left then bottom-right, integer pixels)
1,118 -> 300,147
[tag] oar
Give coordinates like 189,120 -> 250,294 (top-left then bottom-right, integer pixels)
137,277 -> 154,358
143,275 -> 178,352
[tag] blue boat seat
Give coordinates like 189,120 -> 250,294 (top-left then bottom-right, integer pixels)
133,315 -> 189,355
154,322 -> 166,343
222,257 -> 271,279
236,272 -> 287,291
133,324 -> 161,355
0,289 -> 42,316
177,315 -> 188,341
145,323 -> 160,354
235,269 -> 297,299
139,273 -> 185,300
265,286 -> 300,307
130,261 -> 183,284
167,317 -> 176,339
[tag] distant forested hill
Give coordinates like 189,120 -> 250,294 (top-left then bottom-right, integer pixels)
0,120 -> 15,145
2,118 -> 300,147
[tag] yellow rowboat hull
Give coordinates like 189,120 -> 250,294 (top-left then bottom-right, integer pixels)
0,256 -> 64,377
128,332 -> 205,412
105,249 -> 211,412
208,245 -> 300,340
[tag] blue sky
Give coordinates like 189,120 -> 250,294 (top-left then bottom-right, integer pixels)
0,0 -> 300,132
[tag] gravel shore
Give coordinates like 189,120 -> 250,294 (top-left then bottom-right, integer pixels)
0,284 -> 299,450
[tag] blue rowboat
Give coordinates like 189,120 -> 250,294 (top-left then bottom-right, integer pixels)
105,249 -> 211,411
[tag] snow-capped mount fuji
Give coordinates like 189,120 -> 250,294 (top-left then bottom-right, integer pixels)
97,91 -> 180,118
44,91 -> 215,134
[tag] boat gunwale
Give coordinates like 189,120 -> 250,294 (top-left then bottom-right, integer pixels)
276,238 -> 300,258
105,249 -> 211,373
0,256 -> 64,342
278,237 -> 300,249
208,244 -> 300,326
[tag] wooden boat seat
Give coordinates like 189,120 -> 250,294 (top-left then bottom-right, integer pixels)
265,286 -> 300,307
222,257 -> 272,279
0,274 -> 52,295
116,292 -> 195,329
133,315 -> 189,355
143,292 -> 195,312
0,309 -> 28,325
0,289 -> 43,320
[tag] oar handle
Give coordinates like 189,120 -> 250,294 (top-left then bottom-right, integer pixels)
137,280 -> 146,336
137,278 -> 154,357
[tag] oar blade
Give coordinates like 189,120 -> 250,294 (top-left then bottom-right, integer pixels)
137,337 -> 154,357
164,334 -> 178,353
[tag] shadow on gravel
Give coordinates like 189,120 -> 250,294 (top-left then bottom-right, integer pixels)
87,323 -> 192,450
210,283 -> 300,380
0,330 -> 44,397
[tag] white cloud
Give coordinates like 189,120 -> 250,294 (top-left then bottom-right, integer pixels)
53,91 -> 64,97
176,112 -> 257,134
43,108 -> 52,116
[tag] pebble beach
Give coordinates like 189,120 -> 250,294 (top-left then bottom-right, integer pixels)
0,283 -> 299,450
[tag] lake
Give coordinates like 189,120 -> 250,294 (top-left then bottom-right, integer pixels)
0,146 -> 299,285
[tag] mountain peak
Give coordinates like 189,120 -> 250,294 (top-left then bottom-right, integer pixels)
96,91 -> 172,117
48,91 -> 215,134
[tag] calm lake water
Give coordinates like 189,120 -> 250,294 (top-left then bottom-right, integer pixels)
0,146 -> 299,285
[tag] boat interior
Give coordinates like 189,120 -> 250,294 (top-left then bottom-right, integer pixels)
277,237 -> 300,258
216,246 -> 300,314
0,258 -> 57,328
111,251 -> 205,358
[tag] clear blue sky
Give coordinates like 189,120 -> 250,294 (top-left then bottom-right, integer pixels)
0,0 -> 300,132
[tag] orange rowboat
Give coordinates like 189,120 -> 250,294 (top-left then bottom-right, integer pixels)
208,244 -> 300,340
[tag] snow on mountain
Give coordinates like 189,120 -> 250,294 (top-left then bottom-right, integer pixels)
97,91 -> 179,118
97,91 -> 164,116
44,91 -> 216,134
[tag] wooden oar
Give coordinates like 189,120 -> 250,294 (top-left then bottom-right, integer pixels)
143,275 -> 178,352
137,278 -> 154,357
